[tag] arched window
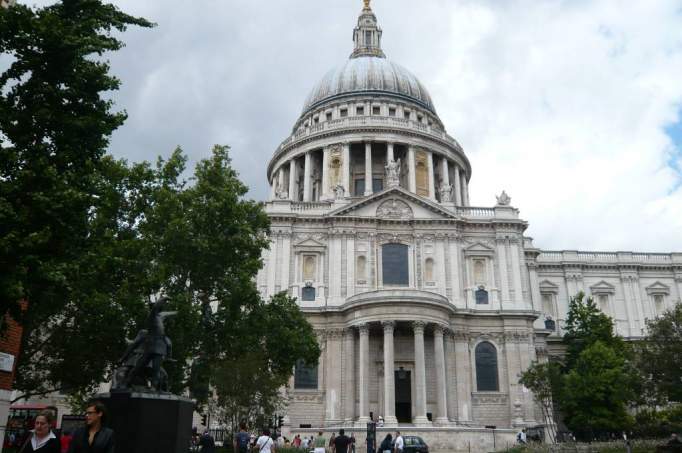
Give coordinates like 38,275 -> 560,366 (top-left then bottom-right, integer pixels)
475,342 -> 499,391
294,359 -> 318,390
424,258 -> 434,282
382,243 -> 409,286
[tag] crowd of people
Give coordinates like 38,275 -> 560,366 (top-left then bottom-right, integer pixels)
12,400 -> 114,453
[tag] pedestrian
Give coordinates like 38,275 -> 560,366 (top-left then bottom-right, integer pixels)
329,432 -> 336,453
199,430 -> 216,453
333,429 -> 351,453
67,401 -> 115,453
293,434 -> 302,448
302,436 -> 310,450
19,410 -> 60,453
234,423 -> 251,453
379,434 -> 393,453
60,430 -> 73,453
313,431 -> 326,453
393,431 -> 404,453
516,429 -> 527,444
349,434 -> 356,453
257,429 -> 275,453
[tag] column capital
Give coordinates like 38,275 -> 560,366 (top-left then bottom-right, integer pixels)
357,323 -> 370,335
433,324 -> 447,336
412,321 -> 426,334
381,320 -> 395,332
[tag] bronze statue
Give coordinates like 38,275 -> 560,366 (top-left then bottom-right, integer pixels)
112,296 -> 177,392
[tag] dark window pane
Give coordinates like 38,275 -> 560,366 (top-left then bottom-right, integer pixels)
301,286 -> 316,301
475,288 -> 489,305
372,178 -> 383,192
354,179 -> 365,196
382,243 -> 409,286
294,359 -> 318,389
475,342 -> 499,391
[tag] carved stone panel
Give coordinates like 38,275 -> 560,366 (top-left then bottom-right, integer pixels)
376,199 -> 413,220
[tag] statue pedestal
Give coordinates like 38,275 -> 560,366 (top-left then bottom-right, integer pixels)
97,391 -> 194,453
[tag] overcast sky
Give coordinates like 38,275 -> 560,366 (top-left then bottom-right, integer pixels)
13,0 -> 682,253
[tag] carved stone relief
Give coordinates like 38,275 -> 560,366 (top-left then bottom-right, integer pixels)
376,199 -> 413,220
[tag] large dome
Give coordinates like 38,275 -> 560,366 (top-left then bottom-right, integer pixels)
302,56 -> 436,115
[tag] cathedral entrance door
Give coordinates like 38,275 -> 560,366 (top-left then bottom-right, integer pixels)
394,369 -> 412,423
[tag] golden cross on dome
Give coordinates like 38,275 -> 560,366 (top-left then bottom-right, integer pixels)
363,0 -> 371,9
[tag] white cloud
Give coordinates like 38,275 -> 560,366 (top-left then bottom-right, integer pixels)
8,0 -> 682,252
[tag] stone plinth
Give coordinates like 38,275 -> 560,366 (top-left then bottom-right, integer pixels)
98,391 -> 194,453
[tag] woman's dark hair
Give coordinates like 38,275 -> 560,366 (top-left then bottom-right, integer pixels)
86,400 -> 108,424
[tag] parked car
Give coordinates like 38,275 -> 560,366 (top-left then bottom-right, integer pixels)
403,436 -> 429,453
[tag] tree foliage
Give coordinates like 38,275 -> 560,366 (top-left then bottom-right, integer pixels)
519,361 -> 562,443
637,303 -> 682,403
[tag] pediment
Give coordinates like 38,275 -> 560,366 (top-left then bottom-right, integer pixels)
645,281 -> 670,295
463,242 -> 495,257
328,187 -> 457,221
539,280 -> 559,294
590,280 -> 616,295
293,238 -> 326,250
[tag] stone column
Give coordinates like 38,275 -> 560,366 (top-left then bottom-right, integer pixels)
382,321 -> 398,426
427,151 -> 436,200
357,323 -> 370,423
408,146 -> 417,193
303,152 -> 312,202
412,321 -> 430,426
342,142 -> 351,197
277,168 -> 285,197
364,142 -> 373,196
387,142 -> 394,162
270,176 -> 277,200
454,166 -> 462,205
289,160 -> 297,201
453,331 -> 472,423
433,325 -> 449,424
462,171 -> 470,205
343,328 -> 356,422
322,146 -> 330,200
441,157 -> 450,185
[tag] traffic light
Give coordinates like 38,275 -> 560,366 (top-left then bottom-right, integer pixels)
201,414 -> 208,426
278,416 -> 284,428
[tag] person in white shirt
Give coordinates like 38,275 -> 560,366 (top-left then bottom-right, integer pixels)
394,432 -> 404,453
257,429 -> 275,453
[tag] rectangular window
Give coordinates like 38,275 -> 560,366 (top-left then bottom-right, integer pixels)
294,359 -> 318,390
372,178 -> 383,192
365,30 -> 372,46
372,106 -> 381,115
356,106 -> 365,116
382,243 -> 409,286
404,110 -> 411,120
475,288 -> 489,305
354,179 -> 365,196
301,286 -> 316,301
326,112 -> 332,121
313,116 -> 319,124
389,107 -> 396,117
340,108 -> 348,117
417,114 -> 423,123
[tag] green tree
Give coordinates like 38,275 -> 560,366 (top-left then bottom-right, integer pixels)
0,0 -> 152,399
212,293 -> 321,430
561,341 -> 635,438
637,303 -> 682,403
519,361 -> 562,443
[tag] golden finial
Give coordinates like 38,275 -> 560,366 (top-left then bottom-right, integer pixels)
363,0 -> 371,9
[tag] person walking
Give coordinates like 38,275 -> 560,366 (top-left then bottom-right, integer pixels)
234,423 -> 250,453
199,430 -> 216,453
67,401 -> 115,453
313,431 -> 326,453
329,433 -> 336,453
19,410 -> 60,453
333,429 -> 351,453
257,429 -> 275,453
393,432 -> 404,453
379,434 -> 393,453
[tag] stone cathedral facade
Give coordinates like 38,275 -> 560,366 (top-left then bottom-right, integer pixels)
256,1 -> 682,440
